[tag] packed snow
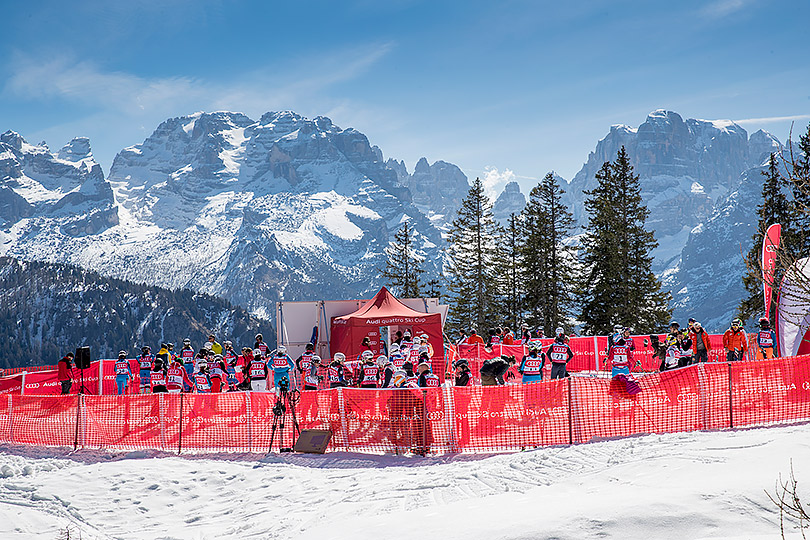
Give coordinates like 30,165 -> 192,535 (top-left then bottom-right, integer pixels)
1,423 -> 807,539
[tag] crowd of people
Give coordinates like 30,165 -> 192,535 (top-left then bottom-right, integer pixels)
51,317 -> 778,396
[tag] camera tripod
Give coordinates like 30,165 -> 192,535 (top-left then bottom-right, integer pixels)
269,380 -> 301,453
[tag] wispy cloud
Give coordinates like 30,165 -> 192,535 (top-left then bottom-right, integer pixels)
480,166 -> 516,198
735,114 -> 810,125
699,0 -> 755,19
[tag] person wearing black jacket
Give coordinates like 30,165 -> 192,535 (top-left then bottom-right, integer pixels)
454,360 -> 471,386
479,355 -> 515,386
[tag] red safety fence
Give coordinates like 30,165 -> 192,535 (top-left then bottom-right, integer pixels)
0,355 -> 807,455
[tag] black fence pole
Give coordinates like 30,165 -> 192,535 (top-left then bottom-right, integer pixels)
567,377 -> 573,445
728,362 -> 734,429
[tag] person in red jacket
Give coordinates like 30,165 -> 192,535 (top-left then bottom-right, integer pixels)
57,352 -> 74,395
723,319 -> 748,362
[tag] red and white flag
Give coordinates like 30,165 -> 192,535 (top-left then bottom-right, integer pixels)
762,223 -> 781,320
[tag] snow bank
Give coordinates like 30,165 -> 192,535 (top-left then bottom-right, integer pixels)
1,424 -> 808,539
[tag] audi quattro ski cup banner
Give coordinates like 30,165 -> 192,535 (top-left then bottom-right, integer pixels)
0,356 -> 808,454
762,223 -> 781,320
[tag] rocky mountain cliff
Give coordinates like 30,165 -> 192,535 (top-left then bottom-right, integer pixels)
1,112 -> 447,321
492,181 -> 526,224
0,256 -> 268,368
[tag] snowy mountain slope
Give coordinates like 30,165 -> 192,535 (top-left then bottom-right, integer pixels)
0,256 -> 269,368
1,423 -> 807,539
2,112 -> 447,320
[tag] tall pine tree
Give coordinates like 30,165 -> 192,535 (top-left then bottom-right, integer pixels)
495,213 -> 524,332
446,177 -> 501,333
578,147 -> 671,334
521,172 -> 576,335
738,154 -> 793,324
381,219 -> 424,298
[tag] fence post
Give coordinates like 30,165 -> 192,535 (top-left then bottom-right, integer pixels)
98,359 -> 104,395
592,336 -> 599,372
421,389 -> 428,456
567,377 -> 574,445
444,385 -> 457,453
74,393 -> 81,451
159,393 -> 166,450
178,393 -> 184,455
338,387 -> 349,451
20,371 -> 26,396
7,394 -> 13,444
728,362 -> 734,429
697,363 -> 707,430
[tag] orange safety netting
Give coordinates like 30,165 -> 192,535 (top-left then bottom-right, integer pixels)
0,356 -> 807,455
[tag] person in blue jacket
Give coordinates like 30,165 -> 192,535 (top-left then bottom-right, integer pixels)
114,350 -> 133,395
519,343 -> 545,384
269,345 -> 296,392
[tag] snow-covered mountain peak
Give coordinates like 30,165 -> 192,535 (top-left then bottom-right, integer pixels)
57,137 -> 93,164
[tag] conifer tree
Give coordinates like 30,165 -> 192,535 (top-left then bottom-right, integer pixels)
521,172 -> 576,335
446,177 -> 501,333
381,219 -> 423,298
495,213 -> 524,331
578,147 -> 671,334
738,154 -> 793,324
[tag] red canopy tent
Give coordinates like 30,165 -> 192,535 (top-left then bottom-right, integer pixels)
330,287 -> 445,375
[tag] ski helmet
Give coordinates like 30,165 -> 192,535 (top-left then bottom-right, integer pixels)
276,345 -> 287,355
377,355 -> 389,367
759,317 -> 770,328
118,350 -> 127,358
556,327 -> 564,336
732,318 -> 742,328
362,350 -> 374,360
334,352 -> 346,362
305,343 -> 314,351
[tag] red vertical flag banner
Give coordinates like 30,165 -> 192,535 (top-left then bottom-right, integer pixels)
762,223 -> 782,320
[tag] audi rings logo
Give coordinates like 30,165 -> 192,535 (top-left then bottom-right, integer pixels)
427,410 -> 444,421
803,381 -> 810,391
765,245 -> 778,253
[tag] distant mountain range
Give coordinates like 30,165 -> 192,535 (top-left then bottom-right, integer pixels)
0,108 -> 791,341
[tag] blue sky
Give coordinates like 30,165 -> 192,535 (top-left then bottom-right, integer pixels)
1,0 -> 808,195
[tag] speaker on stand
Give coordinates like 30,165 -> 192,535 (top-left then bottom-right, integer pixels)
74,346 -> 91,394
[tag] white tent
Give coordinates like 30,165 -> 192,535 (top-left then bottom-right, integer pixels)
777,256 -> 810,357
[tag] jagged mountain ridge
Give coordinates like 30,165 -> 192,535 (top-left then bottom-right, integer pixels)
1,111 -> 452,321
0,256 -> 269,368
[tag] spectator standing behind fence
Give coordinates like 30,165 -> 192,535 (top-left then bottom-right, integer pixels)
519,344 -> 545,384
57,352 -> 74,395
479,355 -> 515,386
547,328 -> 574,380
689,322 -> 711,363
222,341 -> 239,388
677,331 -> 693,368
114,351 -> 132,395
454,360 -> 471,386
466,330 -> 484,346
207,334 -> 222,355
757,318 -> 777,359
723,319 -> 748,362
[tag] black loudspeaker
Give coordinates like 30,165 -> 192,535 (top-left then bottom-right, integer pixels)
293,429 -> 332,454
74,346 -> 91,369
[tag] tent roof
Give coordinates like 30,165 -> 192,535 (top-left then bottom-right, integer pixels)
334,286 -> 438,322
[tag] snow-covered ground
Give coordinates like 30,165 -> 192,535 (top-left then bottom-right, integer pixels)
1,423 -> 808,539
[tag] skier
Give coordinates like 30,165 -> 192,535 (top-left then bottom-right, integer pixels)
166,357 -> 193,394
114,350 -> 132,395
546,328 -> 574,380
723,319 -> 748,362
150,359 -> 168,393
328,353 -> 348,388
359,352 -> 380,388
222,341 -> 239,388
209,354 -> 228,393
417,362 -> 440,387
180,338 -> 195,391
378,355 -> 395,388
389,343 -> 404,369
270,345 -> 296,392
193,364 -> 212,393
757,317 -> 778,359
518,343 -> 545,384
302,355 -> 322,391
402,360 -> 419,387
296,343 -> 316,389
607,333 -> 641,395
249,349 -> 269,392
137,346 -> 154,394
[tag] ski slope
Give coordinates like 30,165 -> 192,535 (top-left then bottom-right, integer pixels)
1,423 -> 808,539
